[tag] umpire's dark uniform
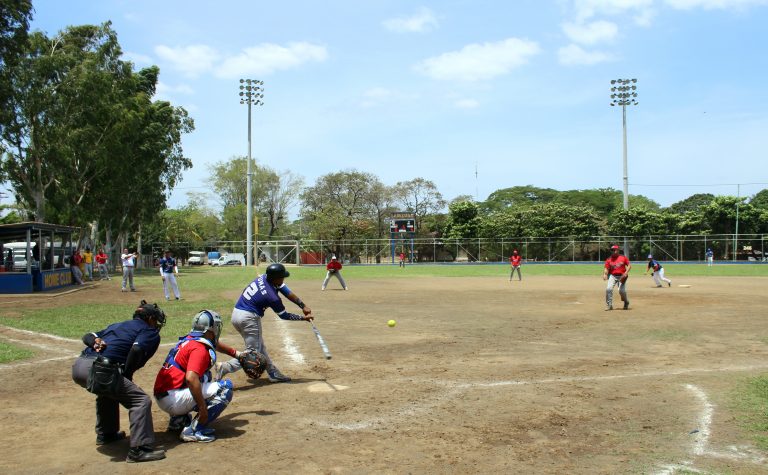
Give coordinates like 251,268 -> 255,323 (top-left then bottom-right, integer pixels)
72,303 -> 165,463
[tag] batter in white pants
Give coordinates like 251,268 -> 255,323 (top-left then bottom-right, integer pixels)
322,271 -> 347,290
652,268 -> 672,287
162,272 -> 181,300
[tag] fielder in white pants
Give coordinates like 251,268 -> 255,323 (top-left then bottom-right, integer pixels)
159,251 -> 181,300
645,255 -> 672,288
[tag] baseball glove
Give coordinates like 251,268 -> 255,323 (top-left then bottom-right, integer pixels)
238,350 -> 267,379
619,274 -> 628,284
328,268 -> 337,274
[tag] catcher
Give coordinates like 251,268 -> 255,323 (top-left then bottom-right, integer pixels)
321,255 -> 347,290
153,310 -> 266,443
603,244 -> 631,311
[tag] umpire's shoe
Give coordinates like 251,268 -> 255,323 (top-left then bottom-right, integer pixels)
96,431 -> 126,445
126,446 -> 166,463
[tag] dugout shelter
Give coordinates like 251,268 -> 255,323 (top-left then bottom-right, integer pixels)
0,222 -> 80,293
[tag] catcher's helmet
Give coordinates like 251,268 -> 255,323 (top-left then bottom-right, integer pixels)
265,263 -> 290,280
134,300 -> 166,329
191,310 -> 223,344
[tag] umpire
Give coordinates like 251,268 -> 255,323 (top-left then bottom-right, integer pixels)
72,300 -> 167,463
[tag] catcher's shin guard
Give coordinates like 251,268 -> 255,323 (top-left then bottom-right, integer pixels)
198,380 -> 234,429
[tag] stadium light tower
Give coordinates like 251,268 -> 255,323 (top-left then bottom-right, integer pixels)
239,78 -> 264,267
610,78 -> 638,255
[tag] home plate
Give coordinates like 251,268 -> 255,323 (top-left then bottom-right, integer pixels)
308,381 -> 349,393
678,284 -> 692,288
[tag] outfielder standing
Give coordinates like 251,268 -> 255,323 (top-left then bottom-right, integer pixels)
706,248 -> 714,267
509,249 -> 522,282
645,254 -> 672,287
159,250 -> 182,300
71,301 -> 167,462
603,244 -> 631,310
217,263 -> 313,383
322,255 -> 347,290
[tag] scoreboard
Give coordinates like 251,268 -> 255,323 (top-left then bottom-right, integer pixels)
390,212 -> 415,235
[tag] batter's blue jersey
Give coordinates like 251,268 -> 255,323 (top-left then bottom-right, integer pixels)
83,318 -> 161,364
234,274 -> 292,317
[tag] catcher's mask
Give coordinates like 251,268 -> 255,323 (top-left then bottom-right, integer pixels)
266,263 -> 290,280
191,310 -> 223,344
134,300 -> 166,329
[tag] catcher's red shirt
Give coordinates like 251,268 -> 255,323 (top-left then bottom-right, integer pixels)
154,338 -> 214,393
604,255 -> 630,276
326,260 -> 342,271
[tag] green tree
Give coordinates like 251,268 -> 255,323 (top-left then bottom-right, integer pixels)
749,189 -> 768,210
479,203 -> 600,238
667,193 -> 715,214
607,208 -> 677,236
444,200 -> 480,239
395,178 -> 445,235
263,168 -> 303,238
0,0 -> 33,142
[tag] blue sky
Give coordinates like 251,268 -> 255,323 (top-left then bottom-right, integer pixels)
25,0 -> 768,211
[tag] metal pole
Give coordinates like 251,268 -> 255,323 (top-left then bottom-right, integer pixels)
246,100 -> 253,267
734,184 -> 740,261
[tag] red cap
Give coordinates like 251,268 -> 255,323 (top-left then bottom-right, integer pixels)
611,245 -> 620,250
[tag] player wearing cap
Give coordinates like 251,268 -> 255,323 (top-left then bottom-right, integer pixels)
645,254 -> 672,287
217,263 -> 314,383
603,245 -> 631,311
321,255 -> 347,290
509,249 -> 522,282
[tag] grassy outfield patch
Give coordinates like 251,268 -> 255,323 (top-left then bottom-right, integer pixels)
0,341 -> 34,363
732,375 -> 768,450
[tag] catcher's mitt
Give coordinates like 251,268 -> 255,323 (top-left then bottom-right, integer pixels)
238,350 -> 267,379
619,274 -> 628,284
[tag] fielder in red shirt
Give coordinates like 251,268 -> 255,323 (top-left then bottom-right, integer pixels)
603,245 -> 631,310
509,249 -> 522,282
321,255 -> 347,290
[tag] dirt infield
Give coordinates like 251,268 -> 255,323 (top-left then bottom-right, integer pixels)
1,274 -> 767,474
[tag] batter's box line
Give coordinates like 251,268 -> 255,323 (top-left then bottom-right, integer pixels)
0,354 -> 78,371
0,325 -> 81,344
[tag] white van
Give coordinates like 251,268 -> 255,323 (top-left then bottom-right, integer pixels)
218,253 -> 245,266
188,251 -> 206,265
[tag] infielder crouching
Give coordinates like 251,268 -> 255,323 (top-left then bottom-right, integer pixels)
322,255 -> 347,290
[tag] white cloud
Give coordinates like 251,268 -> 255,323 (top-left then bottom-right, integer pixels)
562,20 -> 619,44
383,7 -> 438,33
664,0 -> 768,9
154,44 -> 220,78
415,38 -> 541,82
558,44 -> 613,65
573,0 -> 654,22
454,99 -> 480,109
122,51 -> 153,65
156,82 -> 194,96
216,42 -> 328,79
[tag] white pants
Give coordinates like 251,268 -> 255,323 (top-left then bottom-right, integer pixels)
322,271 -> 347,290
155,380 -> 222,416
707,256 -> 713,267
605,274 -> 628,307
652,268 -> 671,286
162,272 -> 181,299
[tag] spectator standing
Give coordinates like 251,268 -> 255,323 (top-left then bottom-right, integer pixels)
83,247 -> 94,281
121,248 -> 138,292
95,248 -> 110,280
71,249 -> 84,285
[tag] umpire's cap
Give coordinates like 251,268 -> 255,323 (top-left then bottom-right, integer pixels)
266,263 -> 290,280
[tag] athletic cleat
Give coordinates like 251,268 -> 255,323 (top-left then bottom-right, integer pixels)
197,427 -> 216,436
605,305 -> 613,311
267,369 -> 291,383
180,426 -> 216,443
623,302 -> 630,310
167,414 -> 191,432
96,431 -> 126,445
668,281 -> 672,287
126,446 -> 166,463
656,285 -> 663,288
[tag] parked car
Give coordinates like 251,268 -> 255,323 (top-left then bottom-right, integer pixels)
218,253 -> 245,266
207,251 -> 221,265
13,255 -> 28,271
188,251 -> 206,265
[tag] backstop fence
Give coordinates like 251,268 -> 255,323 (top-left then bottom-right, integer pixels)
151,234 -> 767,265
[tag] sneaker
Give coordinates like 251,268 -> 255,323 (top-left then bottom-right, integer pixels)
167,414 -> 191,432
126,445 -> 166,463
623,301 -> 630,310
96,431 -> 126,445
197,427 -> 216,436
180,426 -> 216,443
121,288 -> 126,292
166,297 -> 170,301
668,281 -> 672,287
175,297 -> 181,300
605,305 -> 613,311
267,369 -> 291,383
130,289 -> 137,292
656,285 -> 663,288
